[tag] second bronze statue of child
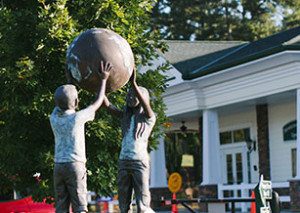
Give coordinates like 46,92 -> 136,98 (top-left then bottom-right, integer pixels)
104,69 -> 156,213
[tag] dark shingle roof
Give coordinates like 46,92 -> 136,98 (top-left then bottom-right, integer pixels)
163,40 -> 247,76
183,26 -> 300,80
163,26 -> 300,80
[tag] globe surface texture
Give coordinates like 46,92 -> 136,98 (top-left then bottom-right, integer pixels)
66,28 -> 134,92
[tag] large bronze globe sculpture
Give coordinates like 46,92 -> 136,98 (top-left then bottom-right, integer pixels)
66,28 -> 135,92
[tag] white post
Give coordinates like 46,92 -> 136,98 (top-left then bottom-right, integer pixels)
202,109 -> 222,185
296,89 -> 300,179
208,203 -> 226,213
241,184 -> 248,212
150,136 -> 168,188
13,190 -> 17,200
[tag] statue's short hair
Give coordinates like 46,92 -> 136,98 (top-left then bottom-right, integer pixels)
54,84 -> 78,110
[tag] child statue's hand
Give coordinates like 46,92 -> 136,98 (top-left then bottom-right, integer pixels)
99,61 -> 113,80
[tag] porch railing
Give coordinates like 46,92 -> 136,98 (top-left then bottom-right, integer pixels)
218,182 -> 290,212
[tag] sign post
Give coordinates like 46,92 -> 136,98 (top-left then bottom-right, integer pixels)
168,172 -> 182,213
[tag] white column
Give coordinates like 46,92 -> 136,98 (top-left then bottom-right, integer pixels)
150,136 -> 168,188
202,109 -> 222,185
296,89 -> 300,179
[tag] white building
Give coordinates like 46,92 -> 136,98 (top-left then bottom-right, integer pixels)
149,26 -> 300,211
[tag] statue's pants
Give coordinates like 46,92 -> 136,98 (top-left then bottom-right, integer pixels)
54,162 -> 88,213
118,159 -> 155,213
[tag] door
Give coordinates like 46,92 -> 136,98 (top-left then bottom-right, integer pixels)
221,145 -> 248,199
220,135 -> 251,211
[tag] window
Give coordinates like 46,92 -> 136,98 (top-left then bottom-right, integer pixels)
220,131 -> 232,145
292,148 -> 297,177
283,120 -> 296,141
220,128 -> 250,145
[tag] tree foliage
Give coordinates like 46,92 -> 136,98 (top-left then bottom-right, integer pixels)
280,0 -> 300,29
152,0 -> 300,41
0,0 -> 168,201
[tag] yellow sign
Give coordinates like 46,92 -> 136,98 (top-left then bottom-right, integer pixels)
181,154 -> 194,167
168,172 -> 182,193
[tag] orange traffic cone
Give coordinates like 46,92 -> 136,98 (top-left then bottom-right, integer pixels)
171,193 -> 178,213
250,191 -> 256,213
101,201 -> 108,213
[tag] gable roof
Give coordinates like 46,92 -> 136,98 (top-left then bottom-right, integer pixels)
163,40 -> 247,76
163,26 -> 300,80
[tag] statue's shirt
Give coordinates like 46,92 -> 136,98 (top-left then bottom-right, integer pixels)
50,107 -> 95,163
120,112 -> 156,161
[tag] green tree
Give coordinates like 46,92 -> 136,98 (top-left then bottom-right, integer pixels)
152,0 -> 248,40
236,0 -> 278,40
152,0 -> 299,41
0,0 -> 168,201
280,0 -> 300,29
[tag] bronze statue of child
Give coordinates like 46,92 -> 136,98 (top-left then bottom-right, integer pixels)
50,62 -> 112,213
104,69 -> 156,213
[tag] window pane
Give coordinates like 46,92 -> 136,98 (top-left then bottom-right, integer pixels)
220,131 -> 232,145
226,155 -> 233,184
233,129 -> 244,142
223,190 -> 234,198
233,128 -> 250,143
236,153 -> 243,184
